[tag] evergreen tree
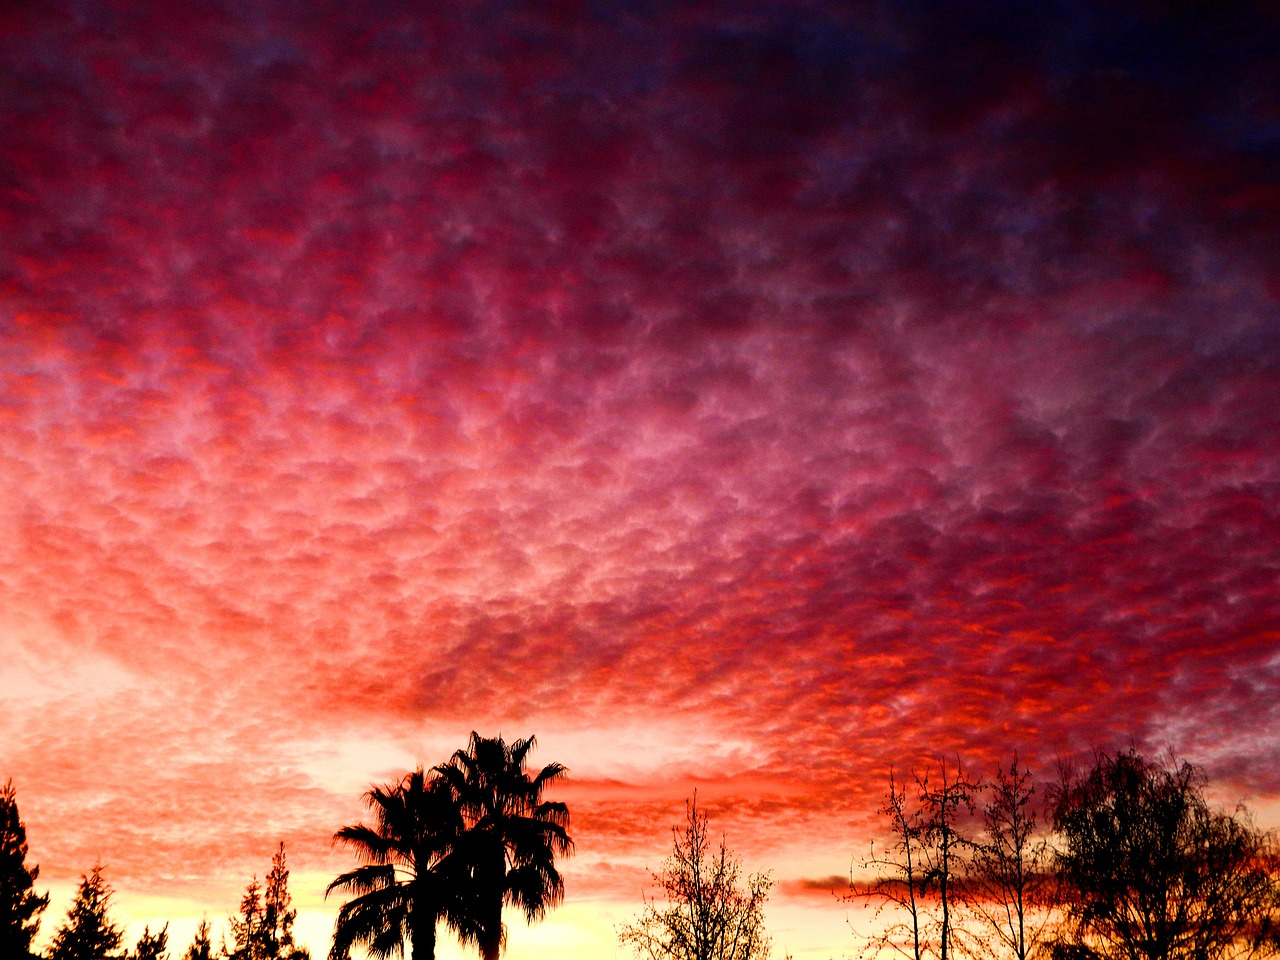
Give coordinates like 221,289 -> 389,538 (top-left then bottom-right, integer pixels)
183,919 -> 214,960
133,923 -> 169,960
226,878 -> 264,960
47,863 -> 124,960
263,844 -> 308,960
0,779 -> 48,958
227,849 -> 310,960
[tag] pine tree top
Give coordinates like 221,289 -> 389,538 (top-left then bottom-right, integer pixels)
47,863 -> 124,960
0,780 -> 50,957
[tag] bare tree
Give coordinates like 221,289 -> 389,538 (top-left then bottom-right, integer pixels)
847,769 -> 930,960
847,760 -> 976,960
963,755 -> 1054,960
619,796 -> 773,960
918,759 -> 975,960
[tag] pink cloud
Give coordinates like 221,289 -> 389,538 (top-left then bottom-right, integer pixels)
2,2 -> 1279,956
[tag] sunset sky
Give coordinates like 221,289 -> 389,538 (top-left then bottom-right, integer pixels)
2,1 -> 1279,958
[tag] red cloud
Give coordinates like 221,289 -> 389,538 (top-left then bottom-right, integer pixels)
2,2 -> 1278,956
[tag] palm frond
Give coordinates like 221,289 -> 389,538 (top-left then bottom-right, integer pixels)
329,766 -> 465,960
504,861 -> 566,918
329,887 -> 410,960
333,824 -> 401,864
326,863 -> 397,899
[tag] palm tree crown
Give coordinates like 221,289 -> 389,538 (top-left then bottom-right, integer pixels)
327,768 -> 473,960
433,733 -> 574,960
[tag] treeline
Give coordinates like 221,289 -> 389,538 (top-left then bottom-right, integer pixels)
846,749 -> 1280,960
1,732 -> 573,960
6,745 -> 1280,960
597,751 -> 1280,960
1,776 -> 308,960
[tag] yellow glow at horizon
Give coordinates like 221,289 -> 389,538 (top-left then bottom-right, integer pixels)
35,880 -> 864,960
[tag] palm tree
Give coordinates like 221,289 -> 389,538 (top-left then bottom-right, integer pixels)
434,733 -> 573,960
327,768 -> 473,960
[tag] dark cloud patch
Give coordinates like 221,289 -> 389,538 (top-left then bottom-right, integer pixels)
782,875 -> 849,899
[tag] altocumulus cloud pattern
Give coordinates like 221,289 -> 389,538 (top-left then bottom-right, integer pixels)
1,1 -> 1278,954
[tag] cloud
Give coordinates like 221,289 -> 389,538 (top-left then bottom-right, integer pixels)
2,2 -> 1279,955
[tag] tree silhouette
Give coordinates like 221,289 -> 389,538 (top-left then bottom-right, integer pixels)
917,759 -> 975,960
328,768 -> 473,960
847,769 -> 930,960
963,756 -> 1054,960
433,732 -> 573,960
263,844 -> 309,960
183,918 -> 213,960
847,759 -> 977,960
226,846 -> 310,960
1051,749 -> 1280,960
47,862 -> 124,960
0,779 -> 48,958
133,922 -> 169,960
617,795 -> 772,960
227,876 -> 265,960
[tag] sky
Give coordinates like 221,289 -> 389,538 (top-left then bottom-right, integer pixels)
2,0 -> 1279,957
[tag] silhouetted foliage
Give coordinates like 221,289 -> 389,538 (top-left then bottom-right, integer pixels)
618,796 -> 773,960
919,760 -> 975,960
133,922 -> 169,960
328,767 -> 473,960
184,919 -> 214,960
1050,749 -> 1280,960
847,760 -> 976,960
850,769 -> 929,960
226,845 -> 309,960
0,779 -> 48,958
47,862 -> 125,960
263,844 -> 309,960
433,732 -> 573,960
963,756 -> 1054,960
226,876 -> 264,960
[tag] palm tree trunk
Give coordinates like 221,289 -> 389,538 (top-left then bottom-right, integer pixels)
479,894 -> 502,960
409,911 -> 436,960
480,851 -> 505,960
